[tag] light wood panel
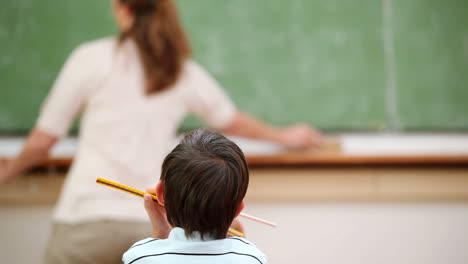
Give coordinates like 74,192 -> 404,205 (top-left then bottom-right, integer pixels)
1,167 -> 467,205
246,168 -> 468,202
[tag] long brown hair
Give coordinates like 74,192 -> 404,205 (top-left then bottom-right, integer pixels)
119,0 -> 191,94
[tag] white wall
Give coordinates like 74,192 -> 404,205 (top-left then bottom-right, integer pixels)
244,203 -> 468,264
1,203 -> 468,264
0,206 -> 53,263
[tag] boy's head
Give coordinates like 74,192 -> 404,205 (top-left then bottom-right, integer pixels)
157,129 -> 249,239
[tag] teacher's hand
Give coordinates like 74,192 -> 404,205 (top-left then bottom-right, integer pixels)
0,158 -> 12,184
279,123 -> 323,150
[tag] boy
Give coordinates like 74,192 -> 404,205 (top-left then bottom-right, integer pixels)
122,129 -> 267,264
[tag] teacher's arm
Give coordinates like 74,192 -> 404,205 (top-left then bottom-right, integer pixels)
0,129 -> 57,184
222,111 -> 323,150
0,44 -> 97,184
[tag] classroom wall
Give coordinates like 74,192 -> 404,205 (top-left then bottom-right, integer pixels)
1,203 -> 468,264
1,166 -> 468,264
1,0 -> 467,133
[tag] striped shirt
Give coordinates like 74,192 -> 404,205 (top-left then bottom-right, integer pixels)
122,227 -> 267,264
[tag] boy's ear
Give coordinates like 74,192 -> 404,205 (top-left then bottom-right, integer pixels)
235,201 -> 245,217
155,181 -> 165,206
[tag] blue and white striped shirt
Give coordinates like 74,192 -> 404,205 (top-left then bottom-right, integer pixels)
122,227 -> 267,264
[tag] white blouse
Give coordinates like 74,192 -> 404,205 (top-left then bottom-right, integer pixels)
36,37 -> 236,223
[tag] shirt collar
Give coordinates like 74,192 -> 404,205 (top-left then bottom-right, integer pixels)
168,227 -> 217,242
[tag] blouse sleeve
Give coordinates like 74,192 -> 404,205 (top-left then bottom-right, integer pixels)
185,61 -> 237,129
36,44 -> 97,137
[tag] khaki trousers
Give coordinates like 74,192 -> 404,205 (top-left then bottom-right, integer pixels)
43,221 -> 151,264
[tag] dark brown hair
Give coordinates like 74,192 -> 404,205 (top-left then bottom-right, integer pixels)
119,0 -> 191,94
161,129 -> 249,239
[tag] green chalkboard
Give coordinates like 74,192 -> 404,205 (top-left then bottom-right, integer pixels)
0,0 -> 467,134
180,0 -> 387,130
392,0 -> 468,130
0,0 -> 115,133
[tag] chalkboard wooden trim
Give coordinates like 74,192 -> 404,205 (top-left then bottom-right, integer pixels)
22,154 -> 468,169
246,154 -> 468,167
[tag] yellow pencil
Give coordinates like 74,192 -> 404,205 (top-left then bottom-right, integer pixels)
96,177 -> 159,202
96,177 -> 245,237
